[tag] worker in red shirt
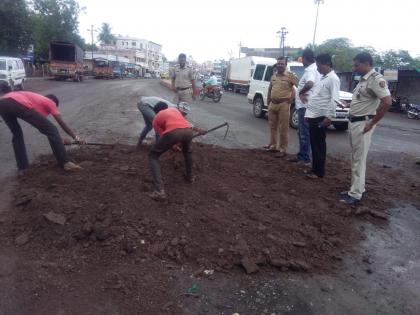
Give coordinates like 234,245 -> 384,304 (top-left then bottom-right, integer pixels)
149,103 -> 205,199
0,91 -> 84,171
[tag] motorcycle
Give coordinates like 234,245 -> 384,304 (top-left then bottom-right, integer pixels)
406,102 -> 420,119
199,83 -> 223,103
389,96 -> 410,113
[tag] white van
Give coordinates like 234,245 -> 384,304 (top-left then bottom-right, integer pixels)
247,60 -> 351,131
0,56 -> 26,91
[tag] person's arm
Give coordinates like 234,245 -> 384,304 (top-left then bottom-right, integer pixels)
52,114 -> 85,143
363,95 -> 392,133
299,81 -> 314,97
323,77 -> 340,127
267,82 -> 273,105
170,68 -> 177,92
363,77 -> 392,133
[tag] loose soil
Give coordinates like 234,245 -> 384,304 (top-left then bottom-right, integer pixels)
0,143 -> 419,314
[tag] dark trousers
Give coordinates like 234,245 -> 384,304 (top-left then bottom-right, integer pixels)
308,116 -> 326,177
148,128 -> 193,191
137,104 -> 159,144
0,98 -> 68,170
297,108 -> 311,163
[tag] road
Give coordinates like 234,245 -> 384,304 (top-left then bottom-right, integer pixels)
0,78 -> 419,314
1,77 -> 419,179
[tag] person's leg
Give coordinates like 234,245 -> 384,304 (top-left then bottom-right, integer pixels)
1,114 -> 29,169
268,103 -> 279,150
19,109 -> 68,167
278,102 -> 290,154
148,132 -> 178,192
179,129 -> 194,181
137,104 -> 155,146
348,121 -> 375,200
297,108 -> 311,162
308,117 -> 324,177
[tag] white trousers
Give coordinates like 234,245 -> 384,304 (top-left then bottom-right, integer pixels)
348,120 -> 376,200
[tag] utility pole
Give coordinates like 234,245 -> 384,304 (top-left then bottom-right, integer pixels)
238,41 -> 242,58
276,27 -> 288,57
312,0 -> 324,48
89,25 -> 95,61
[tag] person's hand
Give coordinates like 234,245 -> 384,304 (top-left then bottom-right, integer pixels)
74,135 -> 86,144
363,121 -> 375,134
195,128 -> 207,135
323,117 -> 332,127
63,138 -> 72,145
299,93 -> 308,103
172,144 -> 182,152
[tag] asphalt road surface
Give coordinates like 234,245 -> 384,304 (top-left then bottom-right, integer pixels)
0,77 -> 419,314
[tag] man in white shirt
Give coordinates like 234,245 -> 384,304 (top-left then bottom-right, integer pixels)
289,48 -> 320,165
304,54 -> 340,179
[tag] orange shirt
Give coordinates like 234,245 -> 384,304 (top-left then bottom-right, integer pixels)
153,108 -> 191,135
1,91 -> 59,117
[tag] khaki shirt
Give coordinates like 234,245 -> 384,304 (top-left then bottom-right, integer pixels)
270,71 -> 298,100
170,65 -> 194,89
350,69 -> 390,116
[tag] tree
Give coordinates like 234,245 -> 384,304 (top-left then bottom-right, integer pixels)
0,0 -> 32,55
98,23 -> 116,45
381,50 -> 415,69
315,38 -> 358,72
29,0 -> 85,60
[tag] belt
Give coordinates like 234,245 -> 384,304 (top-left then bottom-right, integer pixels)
176,87 -> 190,91
271,98 -> 291,104
349,115 -> 375,123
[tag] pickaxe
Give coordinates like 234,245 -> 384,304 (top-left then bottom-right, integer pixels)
193,122 -> 229,140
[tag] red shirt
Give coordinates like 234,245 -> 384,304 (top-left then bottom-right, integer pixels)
153,108 -> 191,135
2,91 -> 59,117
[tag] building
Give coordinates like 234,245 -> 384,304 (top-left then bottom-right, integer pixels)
212,59 -> 228,76
98,37 -> 163,74
240,46 -> 300,59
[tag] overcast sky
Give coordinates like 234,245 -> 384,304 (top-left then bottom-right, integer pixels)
78,0 -> 419,63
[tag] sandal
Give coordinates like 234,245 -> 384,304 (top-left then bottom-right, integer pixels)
306,173 -> 322,179
148,190 -> 167,200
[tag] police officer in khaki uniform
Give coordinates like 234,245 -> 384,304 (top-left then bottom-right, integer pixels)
340,52 -> 392,205
266,57 -> 298,157
170,53 -> 197,104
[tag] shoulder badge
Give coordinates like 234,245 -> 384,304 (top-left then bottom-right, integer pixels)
379,80 -> 386,88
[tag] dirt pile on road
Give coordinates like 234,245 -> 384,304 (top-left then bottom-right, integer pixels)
5,143 -> 416,276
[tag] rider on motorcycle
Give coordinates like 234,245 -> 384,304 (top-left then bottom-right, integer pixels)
204,72 -> 218,94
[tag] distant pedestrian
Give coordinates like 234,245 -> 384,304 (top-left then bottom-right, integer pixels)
304,54 -> 340,179
340,52 -> 391,205
148,104 -> 206,200
288,48 -> 320,165
170,53 -> 197,104
0,91 -> 84,171
136,96 -> 176,148
265,57 -> 298,157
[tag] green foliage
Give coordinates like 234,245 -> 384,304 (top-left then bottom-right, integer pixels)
313,38 -> 419,71
30,0 -> 85,60
98,23 -> 116,45
0,0 -> 32,55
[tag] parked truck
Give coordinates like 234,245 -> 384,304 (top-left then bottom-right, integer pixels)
225,56 -> 276,93
49,41 -> 84,82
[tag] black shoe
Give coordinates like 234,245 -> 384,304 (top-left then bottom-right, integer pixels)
339,191 -> 349,197
340,195 -> 361,205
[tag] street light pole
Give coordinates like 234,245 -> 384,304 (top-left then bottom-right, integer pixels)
276,27 -> 288,57
312,0 -> 324,48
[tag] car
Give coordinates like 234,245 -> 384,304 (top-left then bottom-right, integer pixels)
0,56 -> 26,91
247,60 -> 351,131
144,73 -> 152,79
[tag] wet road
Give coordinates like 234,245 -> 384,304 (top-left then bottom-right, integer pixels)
0,78 -> 419,314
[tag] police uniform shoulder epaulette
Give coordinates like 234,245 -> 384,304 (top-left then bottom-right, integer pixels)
371,72 -> 383,79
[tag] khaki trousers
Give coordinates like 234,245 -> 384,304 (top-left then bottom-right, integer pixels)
173,89 -> 193,104
348,120 -> 376,200
268,102 -> 290,153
